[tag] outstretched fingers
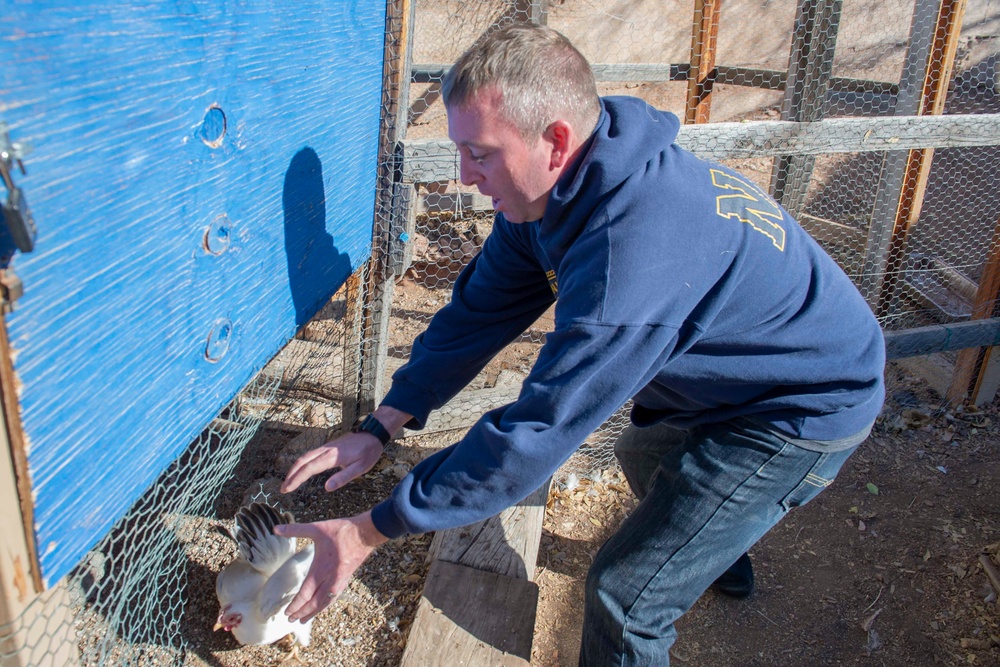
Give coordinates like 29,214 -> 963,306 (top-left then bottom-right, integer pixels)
284,574 -> 332,623
283,434 -> 384,495
276,515 -> 384,625
274,522 -> 334,622
281,445 -> 340,493
324,450 -> 381,492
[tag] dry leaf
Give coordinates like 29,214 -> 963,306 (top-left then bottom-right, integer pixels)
861,608 -> 882,632
901,409 -> 932,429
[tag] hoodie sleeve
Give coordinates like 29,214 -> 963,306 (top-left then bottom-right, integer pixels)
371,317 -> 682,538
380,217 -> 556,429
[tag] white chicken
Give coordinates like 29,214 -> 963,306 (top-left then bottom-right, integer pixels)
214,502 -> 314,663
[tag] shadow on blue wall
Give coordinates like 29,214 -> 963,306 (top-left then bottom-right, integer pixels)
283,147 -> 353,327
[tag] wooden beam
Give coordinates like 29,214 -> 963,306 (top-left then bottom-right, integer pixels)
389,183 -> 418,277
0,311 -> 79,666
400,560 -> 537,666
401,482 -> 549,665
798,213 -> 866,251
770,0 -> 843,217
876,0 -> 968,318
972,347 -> 1000,406
411,63 -> 897,96
429,482 -> 549,580
350,0 -> 415,417
0,313 -> 39,595
884,318 -> 1000,358
0,387 -> 38,646
948,214 -> 1000,404
685,0 -> 722,124
401,114 -> 1000,183
341,271 -> 365,430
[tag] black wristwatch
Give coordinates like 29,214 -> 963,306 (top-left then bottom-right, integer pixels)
351,413 -> 392,446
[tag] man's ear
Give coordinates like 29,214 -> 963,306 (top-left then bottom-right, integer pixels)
543,120 -> 575,170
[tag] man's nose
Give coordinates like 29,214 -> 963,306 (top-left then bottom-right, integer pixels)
459,157 -> 481,187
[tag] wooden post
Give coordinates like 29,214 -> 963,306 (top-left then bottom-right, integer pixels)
345,0 -> 416,420
947,214 -> 1000,405
0,313 -> 38,596
685,0 -> 722,124
769,0 -> 843,216
860,0 -> 962,309
0,314 -> 80,665
971,347 -> 1000,406
874,0 -> 967,317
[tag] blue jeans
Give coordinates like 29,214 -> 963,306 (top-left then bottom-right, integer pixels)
579,418 -> 863,666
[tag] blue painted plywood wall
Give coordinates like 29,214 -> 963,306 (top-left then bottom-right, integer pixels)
0,1 -> 386,587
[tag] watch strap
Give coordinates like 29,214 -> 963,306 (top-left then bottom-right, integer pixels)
352,413 -> 392,446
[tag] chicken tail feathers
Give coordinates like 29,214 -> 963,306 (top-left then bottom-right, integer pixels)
233,502 -> 296,575
213,522 -> 238,544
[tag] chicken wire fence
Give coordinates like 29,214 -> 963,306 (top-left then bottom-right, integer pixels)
0,1 -> 408,665
0,370 -> 280,667
3,0 -> 1000,665
391,0 -> 1000,482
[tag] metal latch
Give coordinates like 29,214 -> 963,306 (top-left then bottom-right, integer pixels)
0,123 -> 35,254
0,123 -> 34,312
0,271 -> 23,311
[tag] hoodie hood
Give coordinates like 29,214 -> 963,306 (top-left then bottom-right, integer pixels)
539,96 -> 681,257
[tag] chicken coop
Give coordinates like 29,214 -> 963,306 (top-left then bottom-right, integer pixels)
1,0 -> 999,665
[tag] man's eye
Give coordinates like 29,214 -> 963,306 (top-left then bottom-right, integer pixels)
470,152 -> 487,163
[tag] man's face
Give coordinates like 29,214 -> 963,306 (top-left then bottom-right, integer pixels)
447,88 -> 559,224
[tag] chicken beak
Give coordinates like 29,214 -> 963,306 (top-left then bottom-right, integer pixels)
213,621 -> 224,632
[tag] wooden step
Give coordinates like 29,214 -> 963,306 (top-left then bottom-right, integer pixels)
400,481 -> 550,666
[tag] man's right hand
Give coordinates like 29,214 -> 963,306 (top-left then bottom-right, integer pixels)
280,405 -> 414,494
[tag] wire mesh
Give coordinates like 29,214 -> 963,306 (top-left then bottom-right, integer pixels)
3,0 -> 999,664
396,0 -> 1000,488
1,1 -> 404,665
0,370 -> 279,666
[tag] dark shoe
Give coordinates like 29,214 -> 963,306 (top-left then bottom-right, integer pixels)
711,552 -> 754,598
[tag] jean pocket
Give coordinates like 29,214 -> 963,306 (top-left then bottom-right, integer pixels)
780,449 -> 854,511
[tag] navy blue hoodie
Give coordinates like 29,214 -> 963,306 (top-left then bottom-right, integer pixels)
372,96 -> 885,538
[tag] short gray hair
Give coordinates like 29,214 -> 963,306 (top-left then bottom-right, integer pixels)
442,24 -> 600,140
